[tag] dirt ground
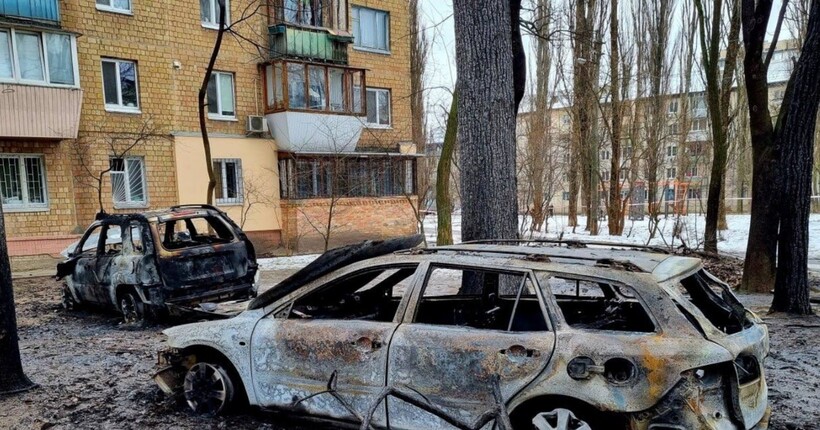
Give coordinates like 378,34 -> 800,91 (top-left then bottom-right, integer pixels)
1,277 -> 819,430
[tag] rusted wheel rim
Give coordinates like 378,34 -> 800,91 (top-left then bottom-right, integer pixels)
119,294 -> 140,324
183,363 -> 233,415
532,408 -> 593,430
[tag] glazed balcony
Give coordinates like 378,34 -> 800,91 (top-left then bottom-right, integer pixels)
268,24 -> 352,64
0,0 -> 61,25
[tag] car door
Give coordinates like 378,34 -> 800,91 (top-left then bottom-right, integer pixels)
91,223 -> 124,306
386,263 -> 556,429
67,223 -> 105,304
249,263 -> 422,426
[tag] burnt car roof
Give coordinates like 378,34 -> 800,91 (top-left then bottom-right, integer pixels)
94,205 -> 228,224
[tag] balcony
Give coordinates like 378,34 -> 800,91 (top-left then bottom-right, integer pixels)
0,84 -> 83,139
269,25 -> 352,64
262,60 -> 366,153
0,0 -> 61,25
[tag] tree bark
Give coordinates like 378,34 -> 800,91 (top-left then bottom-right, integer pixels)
771,0 -> 820,315
607,0 -> 624,235
0,205 -> 35,394
436,92 -> 458,246
199,0 -> 226,204
510,0 -> 526,114
453,0 -> 518,243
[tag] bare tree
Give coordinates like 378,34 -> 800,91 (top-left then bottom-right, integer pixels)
695,0 -> 742,254
436,91 -> 458,245
0,205 -> 35,395
73,118 -> 161,216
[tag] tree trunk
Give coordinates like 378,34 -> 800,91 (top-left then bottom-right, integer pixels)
436,92 -> 458,246
607,0 -> 623,236
453,0 -> 518,244
199,0 -> 226,204
0,205 -> 35,394
771,0 -> 820,314
510,0 -> 526,114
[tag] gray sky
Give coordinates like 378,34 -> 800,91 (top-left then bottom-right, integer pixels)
419,0 -> 795,140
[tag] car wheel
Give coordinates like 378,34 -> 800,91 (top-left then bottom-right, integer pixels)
183,362 -> 236,416
531,408 -> 594,430
119,291 -> 145,325
61,285 -> 80,311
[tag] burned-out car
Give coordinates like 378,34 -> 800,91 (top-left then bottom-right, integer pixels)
57,205 -> 258,323
153,237 -> 769,430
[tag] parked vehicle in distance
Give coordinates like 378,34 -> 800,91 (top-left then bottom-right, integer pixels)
57,205 -> 258,324
153,236 -> 769,430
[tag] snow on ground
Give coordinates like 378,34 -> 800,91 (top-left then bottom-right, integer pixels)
258,253 -> 320,271
423,212 -> 820,258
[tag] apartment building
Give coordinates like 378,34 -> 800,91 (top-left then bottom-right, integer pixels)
0,0 -> 417,256
517,41 -> 801,220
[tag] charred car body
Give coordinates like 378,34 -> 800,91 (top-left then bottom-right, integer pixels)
57,205 -> 258,323
153,237 -> 769,429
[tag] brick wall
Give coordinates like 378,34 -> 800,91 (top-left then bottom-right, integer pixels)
0,140 -> 79,237
282,196 -> 419,253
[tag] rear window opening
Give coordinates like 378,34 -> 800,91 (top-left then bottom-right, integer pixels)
544,276 -> 656,333
158,216 -> 235,250
677,270 -> 751,334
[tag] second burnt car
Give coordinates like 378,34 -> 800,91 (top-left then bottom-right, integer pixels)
57,205 -> 258,323
153,236 -> 769,430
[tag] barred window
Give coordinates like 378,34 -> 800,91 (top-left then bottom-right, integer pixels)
213,158 -> 243,205
110,157 -> 146,206
0,155 -> 47,210
279,155 -> 416,199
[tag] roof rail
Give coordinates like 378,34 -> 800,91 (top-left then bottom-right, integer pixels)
458,238 -> 671,254
170,204 -> 222,212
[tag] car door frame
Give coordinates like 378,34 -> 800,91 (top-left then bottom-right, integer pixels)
249,258 -> 427,425
386,260 -> 557,429
68,222 -> 106,304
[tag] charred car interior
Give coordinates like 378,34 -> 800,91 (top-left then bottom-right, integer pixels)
152,237 -> 770,430
57,205 -> 258,324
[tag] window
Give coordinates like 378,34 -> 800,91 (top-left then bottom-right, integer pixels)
158,215 -> 235,250
543,275 -> 654,332
287,265 -> 418,322
207,71 -> 236,119
600,150 -> 610,160
666,167 -> 676,179
601,169 -> 609,180
667,145 -> 677,157
0,29 -> 77,86
110,157 -> 146,206
686,166 -> 698,177
562,191 -> 570,201
561,114 -> 570,126
201,0 -> 230,28
668,99 -> 679,113
0,155 -> 47,211
691,118 -> 707,132
279,155 -> 416,199
667,123 -> 679,135
687,187 -> 701,199
96,0 -> 131,14
307,66 -> 326,110
619,169 -> 628,181
102,59 -> 139,112
664,187 -> 675,201
415,266 -> 548,332
623,146 -> 633,158
366,88 -> 391,126
352,6 -> 389,53
213,158 -> 243,205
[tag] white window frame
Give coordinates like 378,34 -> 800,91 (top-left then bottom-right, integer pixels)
202,0 -> 231,29
668,99 -> 678,114
213,158 -> 243,205
365,87 -> 391,128
666,167 -> 676,179
207,71 -> 237,120
96,0 -> 132,15
0,27 -> 80,88
101,58 -> 140,113
352,6 -> 390,54
110,156 -> 148,207
0,154 -> 48,212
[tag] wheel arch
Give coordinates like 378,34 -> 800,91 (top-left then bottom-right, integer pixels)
509,394 -> 627,429
179,344 -> 253,407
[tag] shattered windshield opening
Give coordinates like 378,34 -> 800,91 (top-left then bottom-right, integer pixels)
677,270 -> 750,334
157,215 -> 235,250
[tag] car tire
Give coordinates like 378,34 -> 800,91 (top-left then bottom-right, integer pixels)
183,361 -> 236,416
530,407 -> 598,430
61,285 -> 80,311
119,291 -> 145,325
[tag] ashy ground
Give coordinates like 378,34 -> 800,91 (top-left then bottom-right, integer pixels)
1,273 -> 819,429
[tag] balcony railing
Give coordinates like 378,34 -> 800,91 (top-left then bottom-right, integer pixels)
0,84 -> 82,139
0,0 -> 60,24
269,24 -> 351,64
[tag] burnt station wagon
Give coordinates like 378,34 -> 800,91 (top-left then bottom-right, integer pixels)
153,237 -> 769,430
57,205 -> 258,323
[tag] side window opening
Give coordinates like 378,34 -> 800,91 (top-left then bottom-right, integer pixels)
75,225 -> 104,256
545,275 -> 655,333
127,222 -> 145,254
287,266 -> 418,322
101,224 -> 123,255
677,270 -> 750,334
415,266 -> 549,332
